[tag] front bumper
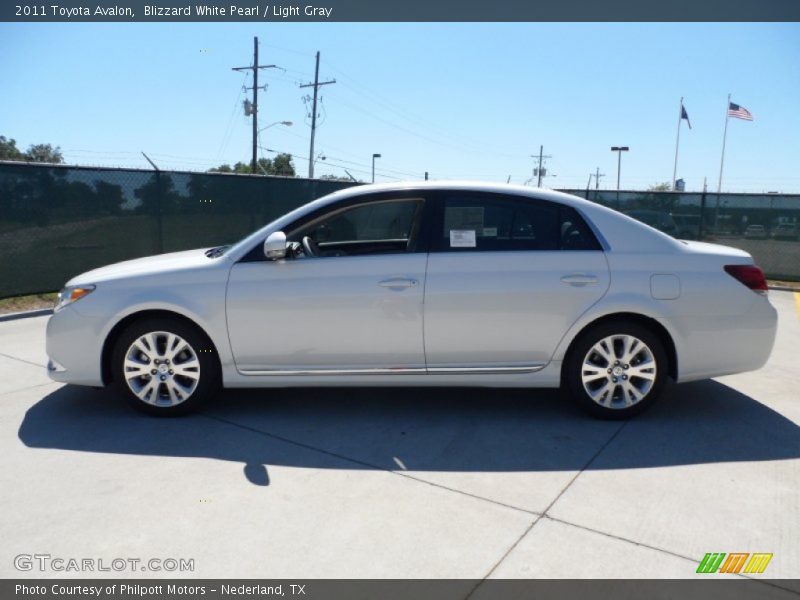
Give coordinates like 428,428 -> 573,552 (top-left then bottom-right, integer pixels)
45,305 -> 106,386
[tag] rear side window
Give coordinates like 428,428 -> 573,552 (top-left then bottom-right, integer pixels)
438,195 -> 600,252
558,206 -> 602,250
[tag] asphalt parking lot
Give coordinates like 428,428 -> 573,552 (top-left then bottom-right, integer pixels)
0,292 -> 798,583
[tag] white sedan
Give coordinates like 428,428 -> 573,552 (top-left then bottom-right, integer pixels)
46,182 -> 777,419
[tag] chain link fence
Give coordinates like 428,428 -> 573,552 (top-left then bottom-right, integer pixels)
1,162 -> 798,298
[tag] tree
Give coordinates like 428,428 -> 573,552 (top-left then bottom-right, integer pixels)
0,136 -> 26,161
209,153 -> 296,177
648,182 -> 672,191
26,143 -> 64,164
270,153 -> 295,176
0,136 -> 64,163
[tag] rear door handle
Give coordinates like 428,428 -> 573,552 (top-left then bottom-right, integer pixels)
378,278 -> 418,289
560,273 -> 598,286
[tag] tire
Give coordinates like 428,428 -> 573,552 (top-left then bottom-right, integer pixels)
111,317 -> 221,416
564,320 -> 668,419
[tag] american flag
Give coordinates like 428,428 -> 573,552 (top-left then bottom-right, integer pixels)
728,102 -> 753,121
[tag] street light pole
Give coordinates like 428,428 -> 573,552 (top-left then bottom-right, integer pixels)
253,121 -> 292,174
258,120 -> 293,133
610,146 -> 629,190
372,153 -> 381,183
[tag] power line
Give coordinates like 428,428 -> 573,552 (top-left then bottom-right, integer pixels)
258,145 -> 403,181
261,42 -> 531,159
323,58 -> 528,159
216,70 -> 249,162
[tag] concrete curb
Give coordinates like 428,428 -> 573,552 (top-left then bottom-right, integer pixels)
0,308 -> 54,323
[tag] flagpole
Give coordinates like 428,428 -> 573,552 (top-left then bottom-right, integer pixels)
672,96 -> 683,191
717,93 -> 731,194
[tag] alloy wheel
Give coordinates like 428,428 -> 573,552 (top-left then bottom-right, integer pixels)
580,334 -> 657,409
123,331 -> 201,406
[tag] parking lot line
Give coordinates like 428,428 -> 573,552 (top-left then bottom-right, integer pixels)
794,292 -> 800,321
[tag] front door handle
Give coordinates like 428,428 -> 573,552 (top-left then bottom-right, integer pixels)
378,278 -> 418,289
560,273 -> 598,286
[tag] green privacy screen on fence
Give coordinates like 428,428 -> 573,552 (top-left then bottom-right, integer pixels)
1,162 -> 799,298
564,188 -> 800,282
0,162 -> 357,297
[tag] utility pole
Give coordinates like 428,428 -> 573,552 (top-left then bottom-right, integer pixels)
537,146 -> 544,187
531,145 -> 552,187
594,167 -> 605,191
588,167 -> 605,201
232,37 -> 281,173
300,51 -> 336,179
525,146 -> 553,187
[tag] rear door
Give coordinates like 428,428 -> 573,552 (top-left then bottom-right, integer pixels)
423,192 -> 610,371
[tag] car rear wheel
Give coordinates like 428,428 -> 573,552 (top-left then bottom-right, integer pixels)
111,317 -> 220,416
564,321 -> 668,419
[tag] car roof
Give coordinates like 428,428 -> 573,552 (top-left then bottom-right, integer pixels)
321,180 -> 594,208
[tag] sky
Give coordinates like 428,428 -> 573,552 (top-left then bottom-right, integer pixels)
1,22 -> 799,192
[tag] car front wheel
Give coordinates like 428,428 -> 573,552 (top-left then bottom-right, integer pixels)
565,321 -> 668,419
111,317 -> 220,416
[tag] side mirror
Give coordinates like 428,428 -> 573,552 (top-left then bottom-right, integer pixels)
263,231 -> 287,260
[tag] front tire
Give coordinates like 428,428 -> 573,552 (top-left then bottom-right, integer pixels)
111,317 -> 220,416
564,321 -> 668,419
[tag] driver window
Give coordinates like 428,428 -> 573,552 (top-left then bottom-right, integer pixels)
291,199 -> 423,258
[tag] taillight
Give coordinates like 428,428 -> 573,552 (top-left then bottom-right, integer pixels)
724,264 -> 768,295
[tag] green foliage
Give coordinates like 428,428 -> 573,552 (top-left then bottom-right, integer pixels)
25,143 -> 63,163
209,153 -> 296,177
0,136 -> 64,163
0,136 -> 25,161
648,182 -> 672,191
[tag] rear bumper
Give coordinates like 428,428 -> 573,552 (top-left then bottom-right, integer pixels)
670,296 -> 778,383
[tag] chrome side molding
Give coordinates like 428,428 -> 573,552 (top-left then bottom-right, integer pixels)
238,364 -> 546,376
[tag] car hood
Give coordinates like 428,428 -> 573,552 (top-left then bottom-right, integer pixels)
68,248 -> 217,286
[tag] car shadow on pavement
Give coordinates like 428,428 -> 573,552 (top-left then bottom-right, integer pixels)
18,379 -> 800,486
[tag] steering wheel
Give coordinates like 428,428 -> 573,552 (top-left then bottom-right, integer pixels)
301,236 -> 320,258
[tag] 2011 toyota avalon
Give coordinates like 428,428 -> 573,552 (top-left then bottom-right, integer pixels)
46,182 -> 778,418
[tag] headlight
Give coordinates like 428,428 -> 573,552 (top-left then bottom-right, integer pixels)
54,285 -> 96,312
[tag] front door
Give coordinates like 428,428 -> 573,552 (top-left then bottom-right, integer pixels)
226,196 -> 428,373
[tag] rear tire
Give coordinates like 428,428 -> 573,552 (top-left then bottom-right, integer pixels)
564,320 -> 668,419
111,317 -> 220,416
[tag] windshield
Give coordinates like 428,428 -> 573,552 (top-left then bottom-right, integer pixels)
223,190 -> 352,259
